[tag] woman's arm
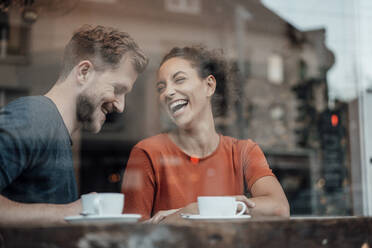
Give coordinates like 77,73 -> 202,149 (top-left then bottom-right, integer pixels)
157,197 -> 256,224
157,182 -> 288,224
243,142 -> 290,217
248,176 -> 290,217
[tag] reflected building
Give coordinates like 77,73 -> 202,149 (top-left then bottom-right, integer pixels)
0,0 -> 351,216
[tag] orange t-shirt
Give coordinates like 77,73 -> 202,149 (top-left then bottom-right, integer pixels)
121,134 -> 274,219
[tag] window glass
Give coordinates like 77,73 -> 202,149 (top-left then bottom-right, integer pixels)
0,0 -> 369,217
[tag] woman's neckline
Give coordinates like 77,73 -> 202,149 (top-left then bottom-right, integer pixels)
165,133 -> 222,161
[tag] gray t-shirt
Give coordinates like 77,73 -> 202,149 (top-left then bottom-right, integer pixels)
0,96 -> 78,204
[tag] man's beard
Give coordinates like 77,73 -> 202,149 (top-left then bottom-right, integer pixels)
76,93 -> 99,132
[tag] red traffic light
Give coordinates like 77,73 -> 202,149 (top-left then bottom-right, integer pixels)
331,114 -> 339,127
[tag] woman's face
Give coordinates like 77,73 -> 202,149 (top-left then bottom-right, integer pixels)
156,57 -> 215,128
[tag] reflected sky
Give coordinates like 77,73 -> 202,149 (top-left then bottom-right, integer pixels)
262,0 -> 371,102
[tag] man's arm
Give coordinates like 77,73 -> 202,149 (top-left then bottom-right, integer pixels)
0,195 -> 82,226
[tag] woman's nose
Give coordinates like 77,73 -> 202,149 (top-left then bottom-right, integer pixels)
165,87 -> 176,98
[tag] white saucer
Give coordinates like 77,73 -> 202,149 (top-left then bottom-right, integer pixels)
181,214 -> 251,220
64,214 -> 141,223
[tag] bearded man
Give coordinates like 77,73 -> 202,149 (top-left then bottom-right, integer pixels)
0,25 -> 148,225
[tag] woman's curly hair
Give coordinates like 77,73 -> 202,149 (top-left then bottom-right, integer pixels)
160,45 -> 237,116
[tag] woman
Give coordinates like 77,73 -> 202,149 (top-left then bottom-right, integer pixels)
121,46 -> 289,223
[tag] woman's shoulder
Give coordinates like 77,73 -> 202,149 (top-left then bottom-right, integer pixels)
135,133 -> 171,151
220,135 -> 258,151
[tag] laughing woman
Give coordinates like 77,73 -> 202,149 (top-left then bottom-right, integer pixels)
121,46 -> 289,223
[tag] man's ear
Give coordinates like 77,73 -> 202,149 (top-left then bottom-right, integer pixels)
206,75 -> 216,97
76,60 -> 94,86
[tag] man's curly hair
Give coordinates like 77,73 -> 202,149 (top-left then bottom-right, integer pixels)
59,25 -> 148,80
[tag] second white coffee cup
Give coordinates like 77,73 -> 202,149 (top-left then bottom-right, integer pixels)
81,193 -> 124,216
197,196 -> 247,216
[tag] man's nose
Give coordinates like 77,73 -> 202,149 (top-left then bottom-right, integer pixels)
114,95 -> 125,113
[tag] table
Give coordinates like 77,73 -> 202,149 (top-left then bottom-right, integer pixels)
0,216 -> 371,248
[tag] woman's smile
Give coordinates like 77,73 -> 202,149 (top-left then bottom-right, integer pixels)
169,99 -> 189,116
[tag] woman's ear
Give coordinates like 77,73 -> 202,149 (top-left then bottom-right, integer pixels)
76,60 -> 94,86
206,75 -> 217,97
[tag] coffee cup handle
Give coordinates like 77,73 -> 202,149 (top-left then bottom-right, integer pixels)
236,201 -> 247,216
93,197 -> 102,215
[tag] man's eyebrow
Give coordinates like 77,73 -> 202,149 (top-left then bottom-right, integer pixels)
114,83 -> 129,93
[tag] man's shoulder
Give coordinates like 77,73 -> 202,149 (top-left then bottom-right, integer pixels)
2,96 -> 54,116
0,96 -> 61,133
20,96 -> 55,112
6,95 -> 48,105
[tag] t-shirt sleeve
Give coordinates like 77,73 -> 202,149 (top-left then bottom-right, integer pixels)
242,142 -> 275,191
121,146 -> 156,220
0,102 -> 30,192
0,129 -> 27,191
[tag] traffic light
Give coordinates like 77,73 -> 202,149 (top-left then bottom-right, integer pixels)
318,109 -> 345,192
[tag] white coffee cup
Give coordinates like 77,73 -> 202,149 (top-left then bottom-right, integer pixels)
81,193 -> 124,216
197,196 -> 247,216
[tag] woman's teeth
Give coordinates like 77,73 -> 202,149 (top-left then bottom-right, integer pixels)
170,100 -> 188,113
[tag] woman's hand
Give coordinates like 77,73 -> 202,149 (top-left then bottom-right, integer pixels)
232,195 -> 256,214
145,196 -> 255,224
179,202 -> 199,215
145,209 -> 181,224
147,202 -> 199,224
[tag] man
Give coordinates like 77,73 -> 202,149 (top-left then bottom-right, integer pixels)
0,25 -> 148,225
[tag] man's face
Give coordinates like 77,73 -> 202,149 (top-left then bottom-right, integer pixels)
76,57 -> 138,133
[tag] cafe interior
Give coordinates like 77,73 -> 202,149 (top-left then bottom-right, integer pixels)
0,0 -> 371,246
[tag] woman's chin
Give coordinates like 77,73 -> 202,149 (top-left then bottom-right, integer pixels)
172,117 -> 193,130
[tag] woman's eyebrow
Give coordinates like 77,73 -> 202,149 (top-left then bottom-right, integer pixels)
156,81 -> 165,87
172,71 -> 186,79
156,71 -> 186,85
